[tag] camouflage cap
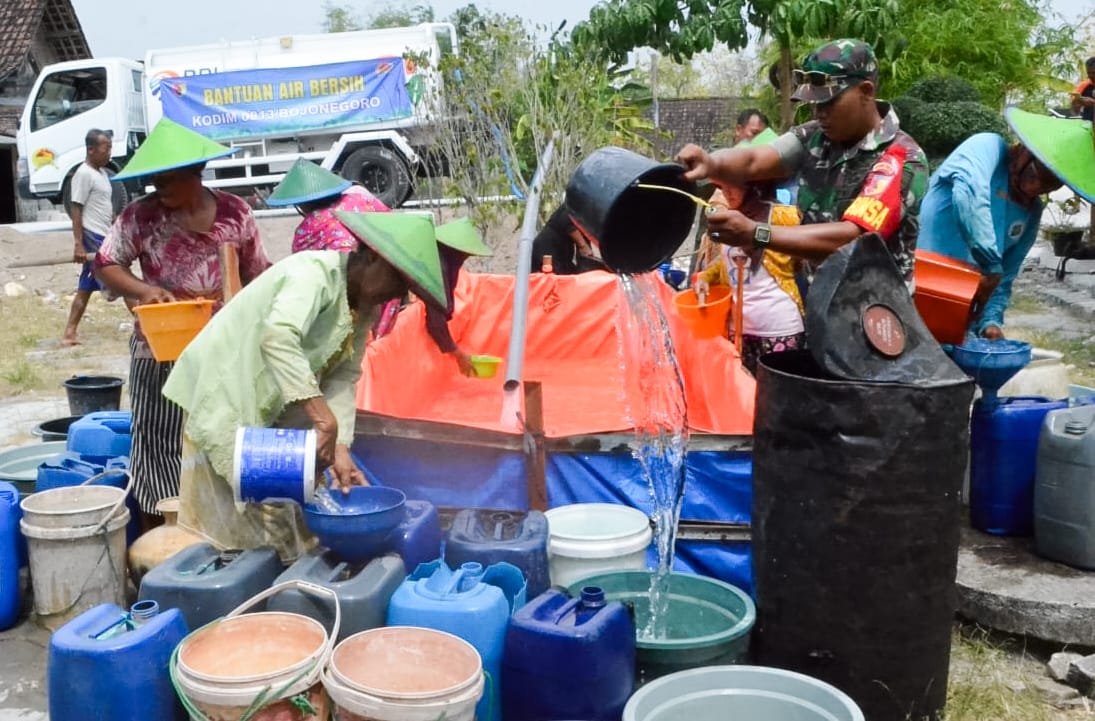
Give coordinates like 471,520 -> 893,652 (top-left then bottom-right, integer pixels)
792,39 -> 879,104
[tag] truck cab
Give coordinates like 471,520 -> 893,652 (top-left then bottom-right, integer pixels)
16,57 -> 145,213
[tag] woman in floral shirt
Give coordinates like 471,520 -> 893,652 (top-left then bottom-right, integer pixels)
94,119 -> 271,528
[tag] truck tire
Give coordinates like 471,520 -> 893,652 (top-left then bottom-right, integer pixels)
62,168 -> 130,218
340,146 -> 412,209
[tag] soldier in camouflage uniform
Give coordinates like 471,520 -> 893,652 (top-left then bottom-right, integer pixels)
677,39 -> 929,288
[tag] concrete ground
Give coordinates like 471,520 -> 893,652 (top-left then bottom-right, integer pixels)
2,226 -> 1095,718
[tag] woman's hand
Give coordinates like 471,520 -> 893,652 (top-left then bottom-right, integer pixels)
327,444 -> 366,495
980,325 -> 1005,341
136,285 -> 176,305
693,277 -> 711,297
452,348 -> 477,377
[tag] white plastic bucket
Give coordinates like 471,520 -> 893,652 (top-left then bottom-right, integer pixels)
998,348 -> 1071,400
173,581 -> 339,721
20,486 -> 129,630
231,427 -> 316,505
324,626 -> 485,721
545,503 -> 653,588
623,665 -> 865,721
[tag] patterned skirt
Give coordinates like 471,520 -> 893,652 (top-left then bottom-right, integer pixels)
735,332 -> 807,376
128,336 -> 184,514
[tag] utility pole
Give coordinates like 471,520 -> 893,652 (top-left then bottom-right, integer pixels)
650,51 -> 660,129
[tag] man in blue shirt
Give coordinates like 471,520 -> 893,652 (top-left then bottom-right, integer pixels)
918,108 -> 1095,340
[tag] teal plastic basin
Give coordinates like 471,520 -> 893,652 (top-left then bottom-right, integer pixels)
624,665 -> 865,721
0,441 -> 68,495
568,570 -> 755,683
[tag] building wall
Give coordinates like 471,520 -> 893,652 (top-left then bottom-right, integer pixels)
645,97 -> 757,158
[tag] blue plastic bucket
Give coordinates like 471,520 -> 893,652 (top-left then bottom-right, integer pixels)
231,427 -> 316,505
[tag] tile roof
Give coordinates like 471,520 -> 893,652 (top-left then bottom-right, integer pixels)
0,0 -> 90,80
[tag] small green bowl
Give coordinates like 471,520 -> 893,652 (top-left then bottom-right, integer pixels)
469,354 -> 502,378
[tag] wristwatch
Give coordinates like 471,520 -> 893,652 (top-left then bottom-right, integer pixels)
753,222 -> 772,249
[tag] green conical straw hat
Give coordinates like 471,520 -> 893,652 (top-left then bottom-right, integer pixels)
738,127 -> 780,147
435,217 -> 493,256
1006,108 -> 1095,203
113,118 -> 237,181
266,158 -> 352,207
334,211 -> 446,309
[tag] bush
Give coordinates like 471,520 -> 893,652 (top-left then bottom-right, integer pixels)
901,101 -> 1008,160
891,77 -> 1006,164
905,76 -> 981,104
889,95 -> 924,128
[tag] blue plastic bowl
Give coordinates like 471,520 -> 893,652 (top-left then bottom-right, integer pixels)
947,339 -> 1032,394
303,486 -> 407,563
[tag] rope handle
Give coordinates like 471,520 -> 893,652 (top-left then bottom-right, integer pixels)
225,581 -> 342,663
76,468 -> 132,535
171,581 -> 341,721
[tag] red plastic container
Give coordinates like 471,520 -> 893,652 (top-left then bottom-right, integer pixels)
913,250 -> 981,344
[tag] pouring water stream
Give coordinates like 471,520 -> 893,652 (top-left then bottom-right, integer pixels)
616,273 -> 689,640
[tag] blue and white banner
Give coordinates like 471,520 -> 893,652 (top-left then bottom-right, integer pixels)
159,58 -> 413,140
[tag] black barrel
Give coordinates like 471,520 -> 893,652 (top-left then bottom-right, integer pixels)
752,350 -> 974,721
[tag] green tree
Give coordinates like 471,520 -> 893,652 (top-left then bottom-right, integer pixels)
322,1 -> 435,32
628,53 -> 708,99
321,1 -> 363,32
573,0 -> 899,130
881,0 -> 1082,108
428,5 -> 659,236
367,1 -> 435,28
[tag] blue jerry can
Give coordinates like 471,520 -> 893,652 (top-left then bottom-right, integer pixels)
971,396 -> 1069,536
48,600 -> 189,721
388,559 -> 526,721
389,499 -> 443,570
66,411 -> 132,463
0,482 -> 20,630
138,543 -> 282,631
445,508 -> 550,598
503,587 -> 636,721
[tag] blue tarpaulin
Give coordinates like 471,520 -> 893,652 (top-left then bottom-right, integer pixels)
353,437 -> 754,594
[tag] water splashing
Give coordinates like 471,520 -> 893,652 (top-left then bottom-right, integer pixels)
616,273 -> 688,640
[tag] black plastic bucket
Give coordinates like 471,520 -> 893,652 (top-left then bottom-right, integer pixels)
62,376 -> 124,416
32,415 -> 82,442
565,147 -> 698,274
752,349 -> 974,721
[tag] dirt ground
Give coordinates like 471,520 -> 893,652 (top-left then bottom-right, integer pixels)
3,217 -> 1095,719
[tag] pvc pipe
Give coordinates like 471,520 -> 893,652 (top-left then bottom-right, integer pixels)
504,133 -> 558,393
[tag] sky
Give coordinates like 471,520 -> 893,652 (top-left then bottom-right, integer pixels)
71,0 -> 1090,61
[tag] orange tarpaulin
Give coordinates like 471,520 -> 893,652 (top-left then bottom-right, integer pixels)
357,271 -> 755,437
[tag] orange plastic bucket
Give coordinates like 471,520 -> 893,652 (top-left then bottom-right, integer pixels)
672,286 -> 732,340
912,250 -> 981,345
133,299 -> 214,362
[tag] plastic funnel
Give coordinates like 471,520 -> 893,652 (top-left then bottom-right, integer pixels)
947,339 -> 1032,401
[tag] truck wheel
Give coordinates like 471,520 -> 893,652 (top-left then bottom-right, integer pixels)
62,168 -> 130,217
340,146 -> 412,209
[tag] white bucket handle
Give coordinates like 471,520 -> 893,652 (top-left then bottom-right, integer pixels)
79,468 -> 133,535
225,580 -> 342,663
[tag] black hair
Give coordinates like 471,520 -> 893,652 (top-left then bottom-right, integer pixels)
736,108 -> 769,128
1086,57 -> 1095,68
85,128 -> 110,149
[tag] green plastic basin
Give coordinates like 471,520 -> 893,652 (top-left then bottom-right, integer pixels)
568,570 -> 755,683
